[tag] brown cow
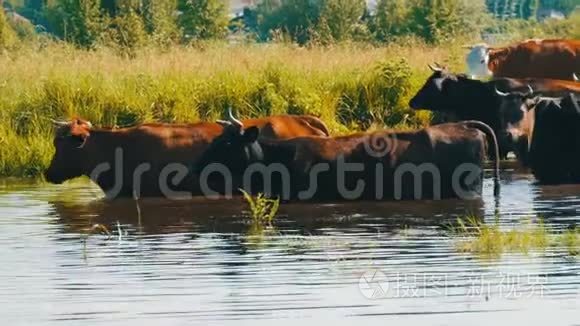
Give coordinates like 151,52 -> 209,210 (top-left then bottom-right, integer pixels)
195,114 -> 500,201
466,39 -> 580,80
495,77 -> 580,96
44,114 -> 330,198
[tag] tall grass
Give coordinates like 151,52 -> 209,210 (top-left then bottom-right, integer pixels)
449,216 -> 580,258
0,41 -> 465,178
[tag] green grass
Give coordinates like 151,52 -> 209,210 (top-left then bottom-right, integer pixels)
0,40 -> 467,178
449,216 -> 580,258
241,189 -> 280,225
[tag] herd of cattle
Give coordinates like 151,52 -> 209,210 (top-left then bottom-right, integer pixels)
44,39 -> 580,201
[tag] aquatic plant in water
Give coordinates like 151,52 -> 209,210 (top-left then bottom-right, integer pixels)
449,216 -> 579,258
240,189 -> 280,225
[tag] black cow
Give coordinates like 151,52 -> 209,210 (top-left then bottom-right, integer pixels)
195,114 -> 500,201
510,93 -> 580,184
409,64 -> 579,158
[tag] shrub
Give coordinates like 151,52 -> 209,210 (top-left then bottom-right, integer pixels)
177,0 -> 229,41
336,58 -> 417,129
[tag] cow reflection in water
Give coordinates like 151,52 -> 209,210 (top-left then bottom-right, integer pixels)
48,197 -> 484,236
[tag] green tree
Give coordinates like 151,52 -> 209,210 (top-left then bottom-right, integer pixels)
256,0 -> 323,44
520,0 -> 540,19
45,0 -> 106,48
177,0 -> 229,41
371,0 -> 410,41
142,0 -> 178,45
317,0 -> 365,42
410,0 -> 489,43
548,0 -> 580,15
106,1 -> 148,52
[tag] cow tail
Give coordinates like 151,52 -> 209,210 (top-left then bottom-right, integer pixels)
462,120 -> 500,197
301,116 -> 331,136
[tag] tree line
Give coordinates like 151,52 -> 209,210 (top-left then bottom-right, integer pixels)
0,0 -> 578,51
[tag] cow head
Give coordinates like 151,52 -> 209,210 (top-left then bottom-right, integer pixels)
410,64 -> 537,158
494,86 -> 538,160
409,63 -> 457,112
465,44 -> 493,78
44,118 -> 92,184
196,109 -> 262,175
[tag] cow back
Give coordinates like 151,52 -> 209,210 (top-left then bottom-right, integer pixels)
491,39 -> 580,80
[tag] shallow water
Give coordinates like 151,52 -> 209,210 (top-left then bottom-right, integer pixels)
0,169 -> 579,325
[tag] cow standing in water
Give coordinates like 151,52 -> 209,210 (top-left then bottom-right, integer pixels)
409,64 -> 580,158
195,113 -> 500,201
466,39 -> 580,80
44,114 -> 330,198
503,93 -> 580,184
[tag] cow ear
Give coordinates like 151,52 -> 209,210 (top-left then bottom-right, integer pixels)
242,126 -> 259,143
428,63 -> 442,72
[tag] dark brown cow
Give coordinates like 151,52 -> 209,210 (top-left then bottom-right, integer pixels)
466,39 -> 580,80
195,115 -> 500,201
44,114 -> 330,198
506,93 -> 580,184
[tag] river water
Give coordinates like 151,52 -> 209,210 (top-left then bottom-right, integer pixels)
0,168 -> 579,325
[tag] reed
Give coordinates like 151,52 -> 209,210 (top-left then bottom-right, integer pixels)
450,217 -> 580,257
240,189 -> 280,225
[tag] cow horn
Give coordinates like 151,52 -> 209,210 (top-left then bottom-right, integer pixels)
428,63 -> 442,72
216,119 -> 232,126
574,73 -> 579,82
227,107 -> 243,128
495,87 -> 509,97
526,85 -> 534,97
50,119 -> 71,127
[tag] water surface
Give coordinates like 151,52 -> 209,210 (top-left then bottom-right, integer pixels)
0,170 -> 579,325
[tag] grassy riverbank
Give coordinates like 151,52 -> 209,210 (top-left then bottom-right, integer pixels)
0,41 -> 467,178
